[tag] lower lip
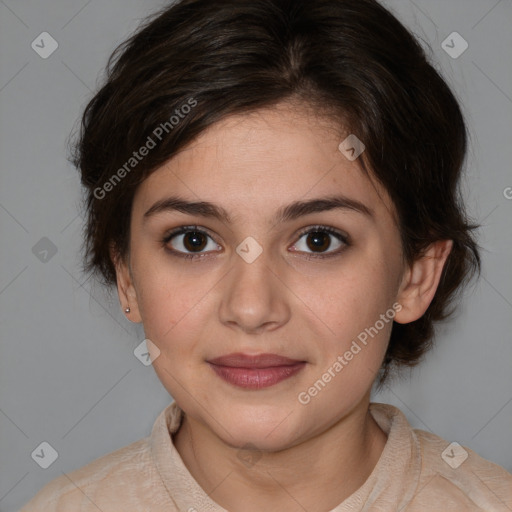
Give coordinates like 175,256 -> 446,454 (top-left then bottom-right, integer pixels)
208,362 -> 306,389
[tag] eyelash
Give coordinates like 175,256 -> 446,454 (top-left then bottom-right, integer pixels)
161,225 -> 350,261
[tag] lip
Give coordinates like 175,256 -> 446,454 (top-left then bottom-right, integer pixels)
207,352 -> 306,389
208,352 -> 304,368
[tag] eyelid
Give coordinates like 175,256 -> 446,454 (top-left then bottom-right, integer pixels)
294,224 -> 349,244
162,225 -> 218,243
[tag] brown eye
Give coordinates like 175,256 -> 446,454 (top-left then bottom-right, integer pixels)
291,226 -> 348,257
182,231 -> 208,252
163,227 -> 220,257
305,231 -> 331,252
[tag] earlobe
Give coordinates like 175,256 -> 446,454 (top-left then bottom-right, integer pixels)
109,244 -> 143,323
394,240 -> 453,324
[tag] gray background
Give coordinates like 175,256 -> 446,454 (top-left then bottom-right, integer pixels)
1,1 -> 511,510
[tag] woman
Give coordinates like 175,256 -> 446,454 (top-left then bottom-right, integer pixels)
20,0 -> 512,510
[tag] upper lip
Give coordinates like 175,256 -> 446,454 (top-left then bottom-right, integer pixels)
207,352 -> 305,368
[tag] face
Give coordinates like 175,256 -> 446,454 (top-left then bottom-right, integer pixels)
116,103 -> 423,451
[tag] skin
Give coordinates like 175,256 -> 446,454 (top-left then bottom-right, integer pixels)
114,101 -> 452,512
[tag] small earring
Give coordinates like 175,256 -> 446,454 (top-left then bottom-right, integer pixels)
124,307 -> 131,313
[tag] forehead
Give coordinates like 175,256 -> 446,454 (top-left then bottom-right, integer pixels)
133,105 -> 396,225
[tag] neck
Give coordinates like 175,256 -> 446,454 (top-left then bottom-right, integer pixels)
173,397 -> 387,512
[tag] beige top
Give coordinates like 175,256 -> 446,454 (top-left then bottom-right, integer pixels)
20,401 -> 512,512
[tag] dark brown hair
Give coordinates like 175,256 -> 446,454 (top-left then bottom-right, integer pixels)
72,0 -> 480,382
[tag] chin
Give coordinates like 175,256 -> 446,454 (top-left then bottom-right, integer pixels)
212,409 -> 303,452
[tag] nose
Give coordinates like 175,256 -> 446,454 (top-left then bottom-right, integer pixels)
218,246 -> 291,335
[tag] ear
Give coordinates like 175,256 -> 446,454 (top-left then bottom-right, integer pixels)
394,240 -> 453,324
109,243 -> 142,323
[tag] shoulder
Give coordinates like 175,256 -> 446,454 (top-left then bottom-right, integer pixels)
412,428 -> 512,511
19,436 -> 160,512
369,403 -> 512,511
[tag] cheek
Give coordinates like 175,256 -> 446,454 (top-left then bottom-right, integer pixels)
297,258 -> 395,333
293,254 -> 398,371
296,278 -> 394,412
136,273 -> 208,394
139,280 -> 201,341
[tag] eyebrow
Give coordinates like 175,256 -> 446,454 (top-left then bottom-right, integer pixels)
143,195 -> 373,225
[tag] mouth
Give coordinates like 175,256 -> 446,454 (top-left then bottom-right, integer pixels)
206,352 -> 307,389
